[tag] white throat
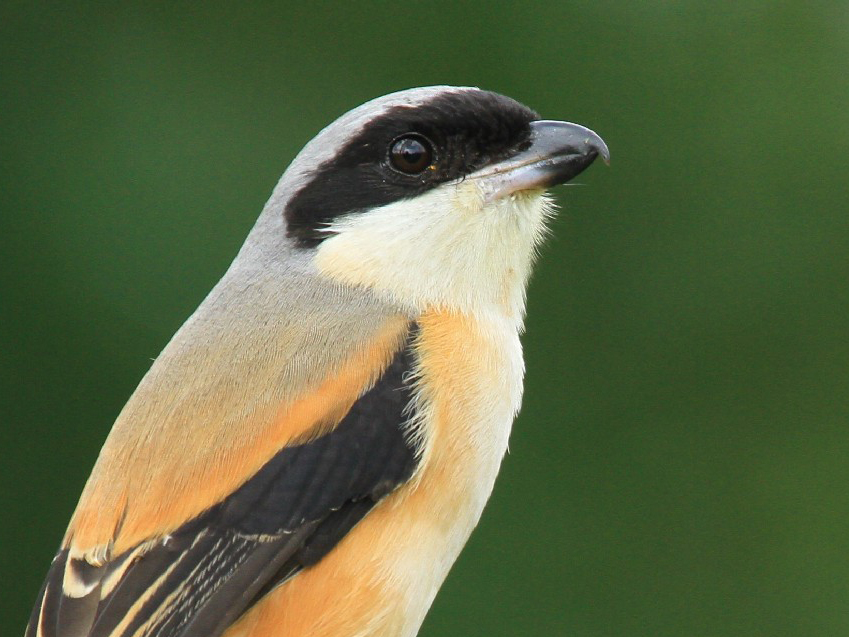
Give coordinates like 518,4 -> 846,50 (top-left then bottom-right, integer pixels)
313,180 -> 554,325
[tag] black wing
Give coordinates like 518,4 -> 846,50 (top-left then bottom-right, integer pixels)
27,327 -> 420,637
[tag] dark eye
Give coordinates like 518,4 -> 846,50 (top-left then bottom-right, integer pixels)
388,135 -> 434,174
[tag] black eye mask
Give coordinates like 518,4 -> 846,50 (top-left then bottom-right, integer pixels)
284,90 -> 539,248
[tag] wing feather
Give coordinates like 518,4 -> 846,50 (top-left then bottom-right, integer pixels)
28,324 -> 420,637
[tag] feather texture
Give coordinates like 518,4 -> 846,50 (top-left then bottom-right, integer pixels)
28,327 -> 419,637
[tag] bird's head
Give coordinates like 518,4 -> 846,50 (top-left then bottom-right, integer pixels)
255,86 -> 608,323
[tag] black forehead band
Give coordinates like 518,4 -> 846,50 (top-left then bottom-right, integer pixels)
284,90 -> 539,247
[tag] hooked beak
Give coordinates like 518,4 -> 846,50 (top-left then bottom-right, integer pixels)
472,120 -> 609,202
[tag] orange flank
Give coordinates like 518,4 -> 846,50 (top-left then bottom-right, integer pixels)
222,309 -> 522,637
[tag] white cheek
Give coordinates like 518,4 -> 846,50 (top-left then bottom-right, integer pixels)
313,181 -> 554,322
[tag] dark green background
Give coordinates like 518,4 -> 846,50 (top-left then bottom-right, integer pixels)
3,2 -> 849,636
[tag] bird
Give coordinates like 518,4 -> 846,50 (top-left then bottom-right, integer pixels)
25,85 -> 608,637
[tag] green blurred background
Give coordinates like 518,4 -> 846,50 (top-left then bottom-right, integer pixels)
3,2 -> 849,635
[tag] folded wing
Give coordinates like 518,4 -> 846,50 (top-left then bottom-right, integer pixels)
27,325 -> 420,637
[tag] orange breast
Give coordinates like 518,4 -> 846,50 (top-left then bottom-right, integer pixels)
223,308 -> 523,637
